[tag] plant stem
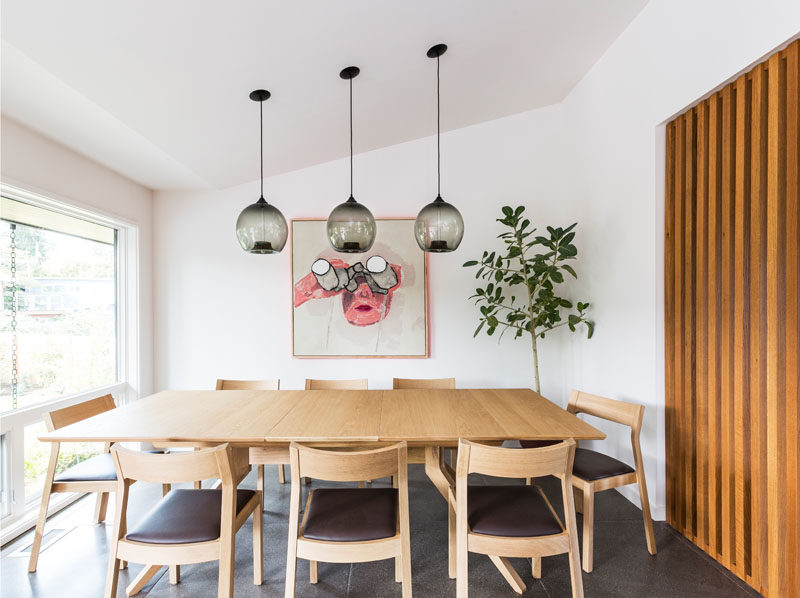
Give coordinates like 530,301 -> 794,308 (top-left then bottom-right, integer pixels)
515,225 -> 541,393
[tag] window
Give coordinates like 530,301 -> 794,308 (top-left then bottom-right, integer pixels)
1,197 -> 118,411
0,187 -> 137,541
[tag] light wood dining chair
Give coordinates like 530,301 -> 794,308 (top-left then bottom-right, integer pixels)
217,378 -> 283,490
455,439 -> 583,598
285,441 -> 412,598
392,378 -> 455,465
104,443 -> 262,598
303,378 -> 369,486
558,390 -> 656,572
28,394 -> 158,573
304,378 -> 368,390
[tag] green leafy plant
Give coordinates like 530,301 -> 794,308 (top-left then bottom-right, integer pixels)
463,205 -> 594,393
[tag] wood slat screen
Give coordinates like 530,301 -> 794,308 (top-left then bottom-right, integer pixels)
665,38 -> 799,597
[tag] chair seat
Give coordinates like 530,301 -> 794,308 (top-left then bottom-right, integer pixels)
126,489 -> 256,544
519,440 -> 561,449
54,452 -> 117,482
572,448 -> 635,481
303,488 -> 397,542
53,450 -> 165,483
468,486 -> 562,537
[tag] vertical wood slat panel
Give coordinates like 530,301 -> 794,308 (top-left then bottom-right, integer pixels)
733,76 -> 750,578
719,82 -> 734,570
749,62 -> 767,595
665,39 -> 800,597
695,100 -> 708,551
766,50 -> 786,595
783,40 -> 800,596
707,94 -> 721,560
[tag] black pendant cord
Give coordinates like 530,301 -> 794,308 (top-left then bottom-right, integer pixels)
259,98 -> 264,200
436,52 -> 441,200
349,76 -> 354,200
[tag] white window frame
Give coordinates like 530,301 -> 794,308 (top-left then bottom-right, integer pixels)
0,182 -> 141,544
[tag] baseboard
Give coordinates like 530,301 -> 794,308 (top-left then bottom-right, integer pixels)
615,485 -> 666,521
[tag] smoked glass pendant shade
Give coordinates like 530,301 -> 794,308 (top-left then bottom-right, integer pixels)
236,197 -> 288,254
327,196 -> 376,253
414,195 -> 464,252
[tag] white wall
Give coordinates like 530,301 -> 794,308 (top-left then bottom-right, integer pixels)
154,104 -> 581,400
556,0 -> 800,514
1,116 -> 155,398
153,0 -> 800,519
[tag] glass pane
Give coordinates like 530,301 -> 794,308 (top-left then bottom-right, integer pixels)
0,433 -> 10,517
24,421 -> 103,503
1,201 -> 118,413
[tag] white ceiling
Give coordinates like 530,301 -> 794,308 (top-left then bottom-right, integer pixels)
1,1 -> 648,190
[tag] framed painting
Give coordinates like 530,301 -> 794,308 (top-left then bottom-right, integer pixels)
291,218 -> 429,358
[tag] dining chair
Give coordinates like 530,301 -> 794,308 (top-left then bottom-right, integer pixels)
303,378 -> 369,486
455,439 -> 583,598
27,394 -> 166,573
304,378 -> 368,390
216,378 -> 284,491
285,441 -> 412,598
535,389 -> 656,573
392,377 -> 455,465
104,443 -> 263,598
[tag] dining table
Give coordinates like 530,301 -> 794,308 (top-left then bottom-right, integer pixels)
40,387 -> 605,592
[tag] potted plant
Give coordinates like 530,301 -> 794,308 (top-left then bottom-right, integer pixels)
463,205 -> 594,393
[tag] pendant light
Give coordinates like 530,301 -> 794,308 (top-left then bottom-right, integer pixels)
326,66 -> 376,253
415,43 -> 464,253
236,89 -> 288,254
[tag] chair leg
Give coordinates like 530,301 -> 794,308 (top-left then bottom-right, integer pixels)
309,560 -> 318,583
531,557 -> 541,579
448,496 -> 457,579
218,534 -> 235,598
636,473 -> 657,555
278,464 -> 286,484
358,481 -> 365,488
103,546 -> 121,598
126,564 -> 161,596
194,480 -> 202,490
169,565 -> 180,584
400,530 -> 412,598
489,556 -> 525,594
574,485 -> 583,514
285,541 -> 297,597
94,492 -> 110,524
253,497 -> 263,585
27,481 -> 53,572
162,483 -> 171,496
524,477 -> 532,486
395,555 -> 402,582
303,477 -> 311,485
581,486 -> 595,573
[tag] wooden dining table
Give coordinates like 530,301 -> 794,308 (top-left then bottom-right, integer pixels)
40,387 -> 604,591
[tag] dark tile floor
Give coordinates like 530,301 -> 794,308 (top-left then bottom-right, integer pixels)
2,463 -> 762,597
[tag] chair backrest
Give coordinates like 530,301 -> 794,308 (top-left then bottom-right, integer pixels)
392,377 -> 455,390
567,390 -> 644,432
289,442 -> 406,482
111,443 -> 248,486
304,378 -> 368,390
44,394 -> 116,432
457,438 -> 576,480
216,378 -> 280,390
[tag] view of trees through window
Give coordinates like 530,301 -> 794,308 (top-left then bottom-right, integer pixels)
1,198 -> 118,503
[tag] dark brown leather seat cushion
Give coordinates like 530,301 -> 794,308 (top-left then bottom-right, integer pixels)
303,488 -> 397,542
519,440 -> 561,449
54,452 -> 117,482
572,448 -> 634,481
126,489 -> 256,544
468,486 -> 562,537
53,450 -> 164,483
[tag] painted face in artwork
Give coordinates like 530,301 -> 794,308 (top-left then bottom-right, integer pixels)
294,256 -> 402,326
